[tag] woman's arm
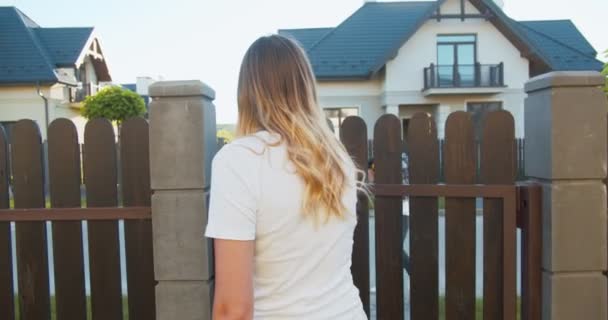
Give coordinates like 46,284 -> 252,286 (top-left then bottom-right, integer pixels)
212,239 -> 255,320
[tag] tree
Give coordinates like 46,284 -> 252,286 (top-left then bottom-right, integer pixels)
82,86 -> 146,126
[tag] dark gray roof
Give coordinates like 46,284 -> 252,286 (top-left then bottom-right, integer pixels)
278,28 -> 333,49
516,20 -> 603,71
283,1 -> 437,79
35,27 -> 94,67
0,7 -> 94,85
281,1 -> 603,79
518,20 -> 596,57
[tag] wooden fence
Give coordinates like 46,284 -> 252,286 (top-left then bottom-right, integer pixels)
367,138 -> 526,181
0,117 -> 155,320
0,113 -> 542,320
342,111 -> 542,320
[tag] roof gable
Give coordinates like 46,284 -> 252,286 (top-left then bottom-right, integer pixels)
281,0 -> 603,79
0,7 -> 99,85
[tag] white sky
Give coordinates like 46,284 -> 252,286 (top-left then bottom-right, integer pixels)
4,0 -> 607,124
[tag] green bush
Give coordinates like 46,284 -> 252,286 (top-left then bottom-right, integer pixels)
82,86 -> 146,124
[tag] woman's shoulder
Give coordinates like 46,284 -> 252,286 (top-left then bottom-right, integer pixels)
215,131 -> 278,163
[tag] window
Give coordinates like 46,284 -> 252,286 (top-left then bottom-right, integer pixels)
437,35 -> 477,87
324,108 -> 358,137
467,101 -> 503,140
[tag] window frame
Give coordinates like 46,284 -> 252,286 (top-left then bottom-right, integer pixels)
436,34 -> 478,67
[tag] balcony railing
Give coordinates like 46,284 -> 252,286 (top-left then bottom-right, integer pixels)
423,63 -> 504,90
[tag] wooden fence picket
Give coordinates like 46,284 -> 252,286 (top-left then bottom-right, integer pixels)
84,118 -> 124,320
481,110 -> 517,320
408,112 -> 440,320
0,126 -> 14,320
120,117 -> 156,320
12,119 -> 50,320
340,116 -> 370,317
443,111 -> 477,319
374,114 -> 404,320
48,118 -> 87,320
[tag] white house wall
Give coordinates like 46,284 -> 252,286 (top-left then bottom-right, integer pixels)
83,56 -> 99,94
382,0 -> 529,137
0,85 -> 87,141
317,79 -> 384,138
315,0 -> 530,138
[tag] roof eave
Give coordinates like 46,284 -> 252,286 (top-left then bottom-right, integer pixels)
74,28 -> 97,66
0,79 -> 58,86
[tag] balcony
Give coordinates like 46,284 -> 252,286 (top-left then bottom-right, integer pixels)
423,63 -> 505,96
68,83 -> 104,109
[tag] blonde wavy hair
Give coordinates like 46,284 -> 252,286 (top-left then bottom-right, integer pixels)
236,34 -> 360,222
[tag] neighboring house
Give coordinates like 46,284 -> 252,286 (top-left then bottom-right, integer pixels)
0,7 -> 111,142
122,76 -> 158,112
280,0 -> 604,139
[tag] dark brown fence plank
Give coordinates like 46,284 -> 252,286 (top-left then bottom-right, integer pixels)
481,110 -> 517,320
48,118 -> 87,320
340,116 -> 370,317
519,184 -> 542,320
84,119 -> 123,320
374,114 -> 404,320
443,112 -> 476,320
0,126 -> 14,320
408,112 -> 439,320
120,117 -> 156,320
12,119 -> 50,320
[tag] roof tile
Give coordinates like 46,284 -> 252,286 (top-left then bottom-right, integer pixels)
0,6 -> 93,84
280,1 -> 603,79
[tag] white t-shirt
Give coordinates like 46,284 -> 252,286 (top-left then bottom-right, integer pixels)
205,131 -> 367,320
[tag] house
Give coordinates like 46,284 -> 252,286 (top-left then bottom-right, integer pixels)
0,7 -> 111,142
122,76 -> 158,112
280,0 -> 604,139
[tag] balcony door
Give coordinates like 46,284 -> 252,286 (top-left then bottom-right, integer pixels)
437,35 -> 477,87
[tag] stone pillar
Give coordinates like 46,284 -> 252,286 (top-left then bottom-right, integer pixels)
524,71 -> 608,320
149,80 -> 217,320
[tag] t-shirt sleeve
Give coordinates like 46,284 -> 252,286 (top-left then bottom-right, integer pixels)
205,145 -> 259,241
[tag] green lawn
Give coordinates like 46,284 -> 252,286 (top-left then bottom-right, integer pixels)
8,197 -> 87,209
14,296 -> 129,320
438,296 -> 521,320
13,295 -> 521,320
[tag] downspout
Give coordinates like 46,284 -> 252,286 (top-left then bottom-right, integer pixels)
36,82 -> 50,134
